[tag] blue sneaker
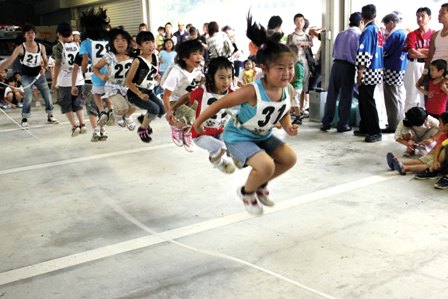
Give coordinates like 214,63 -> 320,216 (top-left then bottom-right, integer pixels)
386,152 -> 395,170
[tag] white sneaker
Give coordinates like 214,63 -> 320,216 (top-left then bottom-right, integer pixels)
98,110 -> 109,127
47,115 -> 59,124
71,126 -> 80,137
237,186 -> 263,215
91,130 -> 101,142
21,118 -> 28,128
106,110 -> 116,126
79,124 -> 87,134
256,186 -> 275,207
99,127 -> 108,141
214,158 -> 236,174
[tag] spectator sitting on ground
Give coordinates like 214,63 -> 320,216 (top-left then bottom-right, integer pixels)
394,106 -> 441,157
387,111 -> 448,177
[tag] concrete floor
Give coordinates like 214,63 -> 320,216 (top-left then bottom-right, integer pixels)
1,102 -> 448,299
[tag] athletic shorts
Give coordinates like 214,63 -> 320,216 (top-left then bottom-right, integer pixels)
224,134 -> 285,167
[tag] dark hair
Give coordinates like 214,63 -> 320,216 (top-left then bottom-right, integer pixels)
189,26 -> 198,35
440,112 -> 448,125
293,13 -> 304,21
56,22 -> 72,38
21,23 -> 36,35
157,26 -> 165,32
304,18 -> 310,31
176,39 -> 204,69
403,107 -> 428,127
206,57 -> 234,92
349,12 -> 362,27
416,7 -> 431,16
268,16 -> 283,30
139,23 -> 147,28
246,12 -> 296,67
136,31 -> 155,45
442,3 -> 448,9
431,59 -> 448,77
80,7 -> 110,40
382,13 -> 400,25
108,27 -> 132,54
162,38 -> 174,50
221,25 -> 232,32
362,4 -> 376,20
208,22 -> 220,37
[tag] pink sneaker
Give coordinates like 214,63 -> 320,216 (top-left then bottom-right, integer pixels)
183,131 -> 194,152
171,126 -> 184,147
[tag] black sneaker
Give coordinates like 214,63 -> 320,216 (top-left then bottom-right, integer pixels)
365,134 -> 382,143
337,125 -> 352,133
137,126 -> 152,143
434,175 -> 448,189
21,118 -> 28,128
414,169 -> 438,180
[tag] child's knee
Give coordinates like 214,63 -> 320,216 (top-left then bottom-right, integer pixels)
256,158 -> 276,177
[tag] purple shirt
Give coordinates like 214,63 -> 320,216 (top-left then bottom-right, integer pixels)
333,26 -> 361,64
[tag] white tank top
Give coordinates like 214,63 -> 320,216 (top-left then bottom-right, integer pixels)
198,87 -> 228,129
432,31 -> 448,61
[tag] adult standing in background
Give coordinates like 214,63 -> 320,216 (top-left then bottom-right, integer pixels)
173,22 -> 189,50
403,7 -> 433,112
206,21 -> 234,59
355,4 -> 384,143
321,12 -> 362,133
381,13 -> 408,133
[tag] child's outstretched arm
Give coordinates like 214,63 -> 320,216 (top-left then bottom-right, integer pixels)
193,84 -> 256,134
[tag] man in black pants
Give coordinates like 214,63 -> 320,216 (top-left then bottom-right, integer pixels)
321,12 -> 362,132
355,4 -> 384,143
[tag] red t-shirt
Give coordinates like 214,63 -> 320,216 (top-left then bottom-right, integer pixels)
189,87 -> 233,138
426,80 -> 448,116
404,28 -> 434,52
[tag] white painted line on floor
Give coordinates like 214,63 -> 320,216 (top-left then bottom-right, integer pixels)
0,173 -> 397,288
0,143 -> 174,175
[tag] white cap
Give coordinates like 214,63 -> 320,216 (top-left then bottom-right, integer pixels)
72,31 -> 80,36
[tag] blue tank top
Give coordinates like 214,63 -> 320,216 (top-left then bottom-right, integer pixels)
223,79 -> 291,143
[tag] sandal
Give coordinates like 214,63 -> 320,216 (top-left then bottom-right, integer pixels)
392,158 -> 405,175
125,116 -> 136,131
116,116 -> 126,128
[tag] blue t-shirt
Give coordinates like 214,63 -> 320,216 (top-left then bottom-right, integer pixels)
159,50 -> 177,74
79,38 -> 108,86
